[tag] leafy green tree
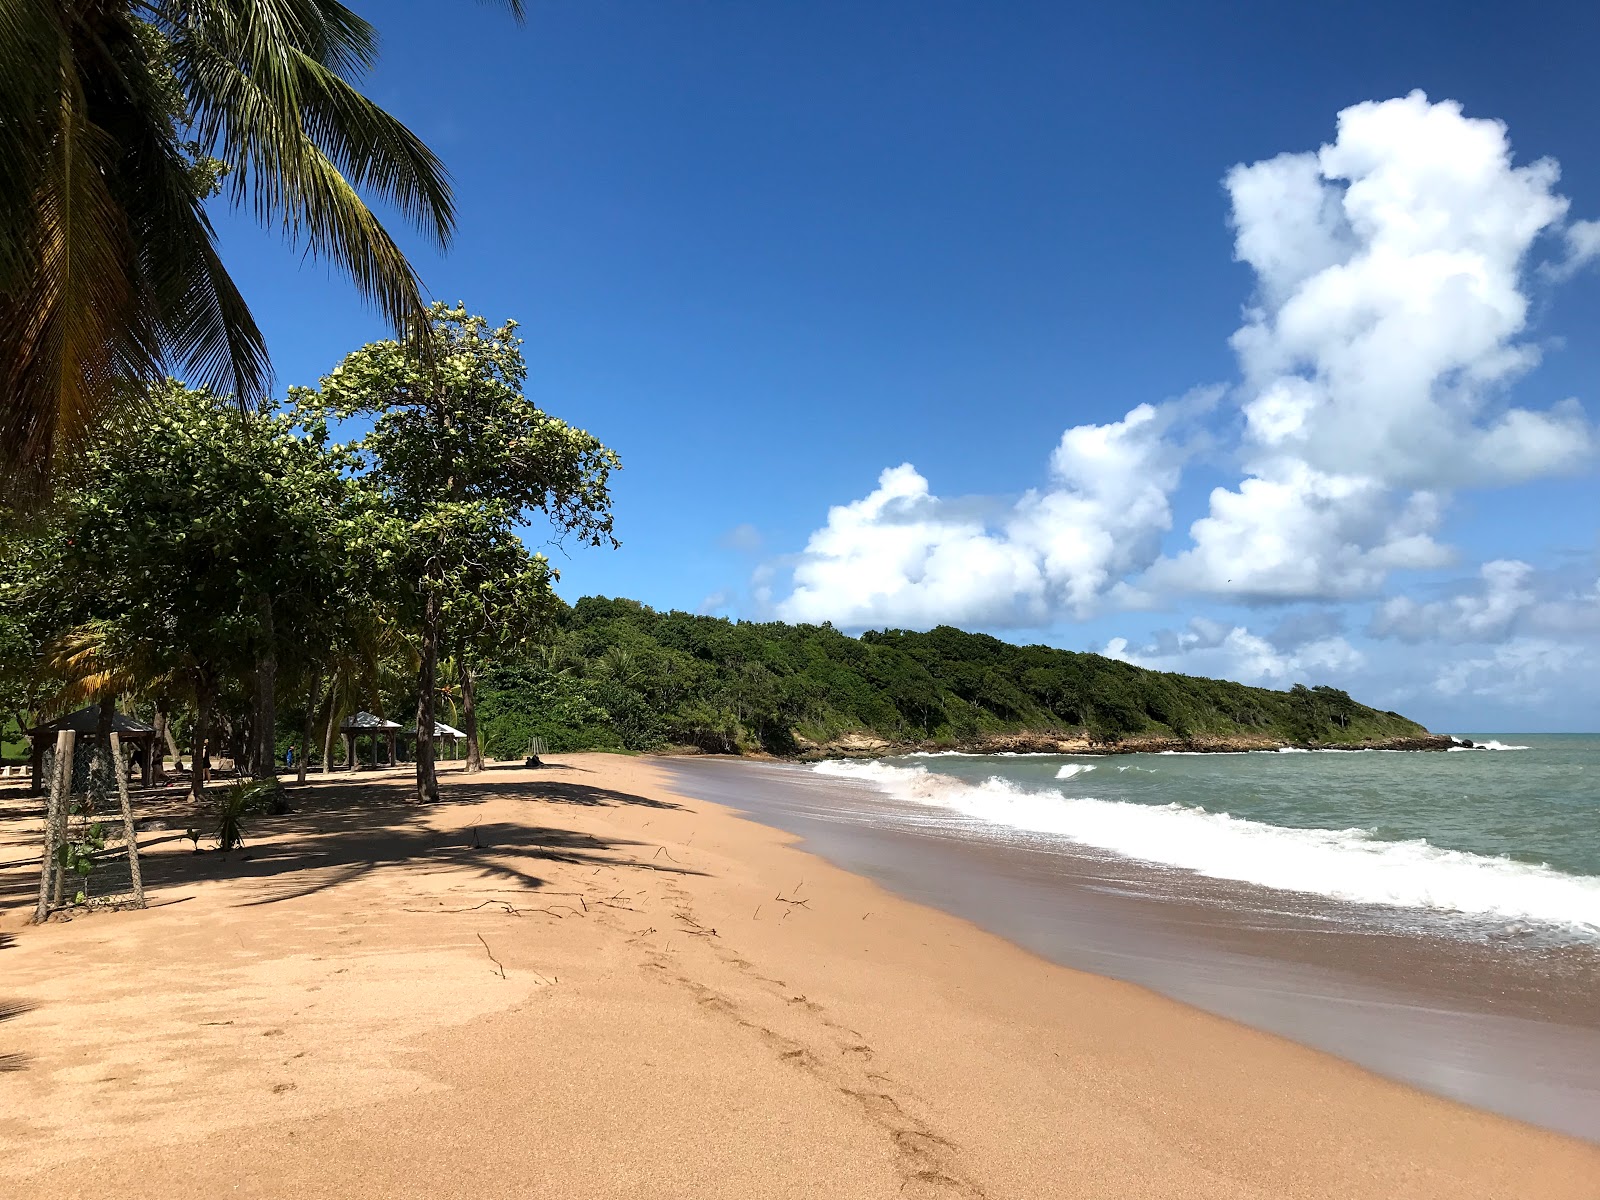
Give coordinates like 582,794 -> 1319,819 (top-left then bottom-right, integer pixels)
295,304 -> 620,801
15,382 -> 352,797
0,0 -> 524,501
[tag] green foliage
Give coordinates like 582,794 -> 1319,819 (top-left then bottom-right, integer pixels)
471,601 -> 1427,756
290,303 -> 620,798
215,778 -> 277,854
0,1 -> 526,500
57,812 -> 107,905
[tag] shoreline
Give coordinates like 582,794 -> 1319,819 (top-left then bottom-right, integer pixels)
664,730 -> 1469,762
663,755 -> 1600,1140
2,755 -> 1595,1197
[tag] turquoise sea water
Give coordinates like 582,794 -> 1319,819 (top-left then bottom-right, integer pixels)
813,734 -> 1600,940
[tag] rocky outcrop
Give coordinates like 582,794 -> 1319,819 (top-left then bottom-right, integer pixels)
789,729 -> 1465,761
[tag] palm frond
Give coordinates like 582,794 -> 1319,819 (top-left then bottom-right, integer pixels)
0,40 -> 152,499
169,2 -> 452,332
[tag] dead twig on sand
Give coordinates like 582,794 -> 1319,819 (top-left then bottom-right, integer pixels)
404,899 -> 521,916
538,891 -> 589,912
652,845 -> 680,863
774,893 -> 810,908
531,905 -> 585,919
476,932 -> 506,979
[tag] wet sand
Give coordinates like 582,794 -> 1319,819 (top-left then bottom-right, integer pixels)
1,755 -> 1596,1199
663,757 -> 1600,1140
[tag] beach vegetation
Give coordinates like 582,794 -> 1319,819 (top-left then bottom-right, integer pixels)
290,304 -> 620,801
0,0 -> 525,505
467,600 -> 1429,756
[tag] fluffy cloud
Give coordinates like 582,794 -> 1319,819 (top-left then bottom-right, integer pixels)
1103,618 -> 1364,685
772,92 -> 1595,647
1431,638 -> 1580,702
777,396 -> 1203,628
1371,560 -> 1600,643
1156,91 -> 1592,600
1371,559 -> 1535,642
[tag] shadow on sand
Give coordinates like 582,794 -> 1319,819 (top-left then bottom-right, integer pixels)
0,769 -> 700,915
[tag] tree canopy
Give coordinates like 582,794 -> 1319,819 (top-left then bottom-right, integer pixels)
0,0 -> 525,502
291,303 -> 621,800
468,598 -> 1428,758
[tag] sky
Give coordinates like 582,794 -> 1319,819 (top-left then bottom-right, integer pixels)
213,0 -> 1600,732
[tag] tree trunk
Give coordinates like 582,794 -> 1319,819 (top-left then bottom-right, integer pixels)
299,673 -> 323,786
152,697 -> 171,780
191,684 -> 212,802
158,698 -> 182,765
255,596 -> 278,781
322,674 -> 340,773
91,695 -> 115,811
462,663 -> 483,774
414,590 -> 441,803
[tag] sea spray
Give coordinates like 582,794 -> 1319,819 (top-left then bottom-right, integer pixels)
811,759 -> 1600,937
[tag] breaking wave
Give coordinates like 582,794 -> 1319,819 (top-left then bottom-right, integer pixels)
811,760 -> 1600,936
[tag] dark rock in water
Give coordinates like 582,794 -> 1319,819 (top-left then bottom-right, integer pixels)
1456,738 -> 1476,749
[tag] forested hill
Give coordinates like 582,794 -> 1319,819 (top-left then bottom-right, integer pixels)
473,596 -> 1431,759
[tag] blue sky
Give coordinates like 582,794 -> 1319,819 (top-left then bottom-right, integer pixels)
214,1 -> 1600,731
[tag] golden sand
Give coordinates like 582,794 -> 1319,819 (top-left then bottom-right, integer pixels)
1,755 -> 1594,1198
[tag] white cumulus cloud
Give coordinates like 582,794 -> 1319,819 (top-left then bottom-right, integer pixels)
772,92 -> 1595,637
777,395 -> 1205,628
1154,91 -> 1592,601
1371,559 -> 1536,642
1103,618 -> 1364,685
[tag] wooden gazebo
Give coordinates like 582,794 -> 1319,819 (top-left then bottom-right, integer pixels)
338,711 -> 402,770
424,720 -> 467,761
27,707 -> 159,795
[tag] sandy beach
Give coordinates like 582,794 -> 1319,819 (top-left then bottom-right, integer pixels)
1,755 -> 1596,1199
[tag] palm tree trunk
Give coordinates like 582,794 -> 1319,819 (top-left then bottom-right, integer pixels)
255,595 -> 278,781
462,663 -> 482,774
414,590 -> 441,803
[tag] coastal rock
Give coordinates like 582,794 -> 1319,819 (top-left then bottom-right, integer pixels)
735,728 -> 1465,762
824,731 -> 894,756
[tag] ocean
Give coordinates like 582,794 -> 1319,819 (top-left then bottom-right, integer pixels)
660,736 -> 1600,1141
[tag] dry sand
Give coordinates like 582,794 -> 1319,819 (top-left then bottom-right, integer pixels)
0,754 -> 1595,1199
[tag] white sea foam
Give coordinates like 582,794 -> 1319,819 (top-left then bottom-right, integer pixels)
1448,739 -> 1532,752
1055,763 -> 1097,780
811,760 -> 1600,935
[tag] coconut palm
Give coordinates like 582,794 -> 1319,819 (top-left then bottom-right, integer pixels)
0,0 -> 524,501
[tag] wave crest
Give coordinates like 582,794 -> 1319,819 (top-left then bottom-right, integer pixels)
811,760 -> 1600,935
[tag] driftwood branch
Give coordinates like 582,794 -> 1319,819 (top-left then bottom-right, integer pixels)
476,932 -> 505,979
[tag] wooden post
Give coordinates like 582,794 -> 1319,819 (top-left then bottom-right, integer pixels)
140,734 -> 153,788
33,730 -> 73,923
109,733 -> 145,907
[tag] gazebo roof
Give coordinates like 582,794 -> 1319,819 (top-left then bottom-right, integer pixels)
31,706 -> 156,736
340,711 -> 402,731
432,721 -> 466,738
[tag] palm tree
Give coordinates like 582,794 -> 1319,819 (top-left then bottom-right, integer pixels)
0,0 -> 524,501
